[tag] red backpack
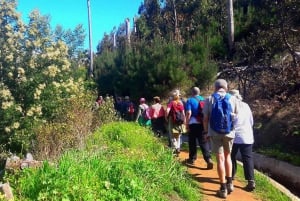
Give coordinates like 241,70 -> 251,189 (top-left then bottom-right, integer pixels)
127,102 -> 135,114
194,97 -> 205,123
170,101 -> 184,125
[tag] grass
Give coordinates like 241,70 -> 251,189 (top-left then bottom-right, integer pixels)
3,122 -> 295,201
256,145 -> 300,167
5,122 -> 202,201
234,158 -> 293,201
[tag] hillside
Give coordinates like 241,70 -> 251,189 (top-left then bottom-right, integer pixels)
251,92 -> 300,162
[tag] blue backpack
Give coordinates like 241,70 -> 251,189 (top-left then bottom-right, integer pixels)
210,93 -> 233,134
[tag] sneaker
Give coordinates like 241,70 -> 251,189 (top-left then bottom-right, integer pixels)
226,183 -> 234,194
246,180 -> 256,191
185,158 -> 194,165
207,159 -> 213,170
217,188 -> 227,198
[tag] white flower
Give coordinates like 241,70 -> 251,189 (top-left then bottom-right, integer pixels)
2,101 -> 13,109
7,72 -> 13,78
17,67 -> 25,75
15,106 -> 22,112
47,65 -> 60,77
6,54 -> 14,62
38,83 -> 46,89
27,110 -> 33,117
13,122 -> 20,129
5,127 -> 11,133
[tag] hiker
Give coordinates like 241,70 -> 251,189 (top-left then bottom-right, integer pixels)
202,79 -> 239,198
122,96 -> 135,121
166,89 -> 186,156
96,95 -> 104,106
114,96 -> 123,116
228,89 -> 256,191
136,97 -> 151,126
185,87 -> 213,169
149,96 -> 166,137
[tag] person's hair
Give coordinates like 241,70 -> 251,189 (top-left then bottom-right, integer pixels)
228,89 -> 243,101
192,87 -> 200,95
153,96 -> 160,103
214,79 -> 228,90
173,95 -> 179,101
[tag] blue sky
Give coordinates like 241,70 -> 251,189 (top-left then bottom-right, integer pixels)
16,0 -> 143,51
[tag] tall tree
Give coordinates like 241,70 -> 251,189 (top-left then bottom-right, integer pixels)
227,0 -> 234,54
54,24 -> 86,60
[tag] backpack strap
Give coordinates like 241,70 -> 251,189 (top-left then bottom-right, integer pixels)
193,96 -> 204,116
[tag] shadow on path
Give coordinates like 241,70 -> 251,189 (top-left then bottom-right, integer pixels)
178,151 -> 260,201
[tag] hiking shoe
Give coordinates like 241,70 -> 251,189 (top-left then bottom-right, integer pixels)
185,158 -> 194,165
216,189 -> 227,198
246,180 -> 256,191
207,159 -> 213,170
226,183 -> 234,194
176,149 -> 180,156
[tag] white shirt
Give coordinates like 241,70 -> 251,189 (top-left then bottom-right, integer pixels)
233,101 -> 254,144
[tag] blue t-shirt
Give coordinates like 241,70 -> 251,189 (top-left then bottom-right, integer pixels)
186,95 -> 205,119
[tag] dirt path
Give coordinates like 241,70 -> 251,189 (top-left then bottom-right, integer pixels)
178,151 -> 260,201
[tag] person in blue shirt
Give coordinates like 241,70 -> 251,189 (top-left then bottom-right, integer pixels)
185,87 -> 213,169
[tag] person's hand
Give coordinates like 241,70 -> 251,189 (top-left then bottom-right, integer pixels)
202,131 -> 209,141
185,123 -> 189,131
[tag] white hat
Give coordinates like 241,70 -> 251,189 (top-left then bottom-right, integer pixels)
229,89 -> 243,100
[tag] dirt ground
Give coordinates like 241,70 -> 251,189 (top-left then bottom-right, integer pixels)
178,151 -> 260,201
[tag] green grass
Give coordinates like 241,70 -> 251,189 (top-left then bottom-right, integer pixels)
5,122 -> 202,201
234,160 -> 292,201
256,145 -> 300,167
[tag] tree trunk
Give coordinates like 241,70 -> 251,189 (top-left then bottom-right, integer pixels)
172,0 -> 182,44
227,0 -> 234,54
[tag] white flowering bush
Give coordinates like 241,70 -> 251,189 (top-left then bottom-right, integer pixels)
0,0 -> 93,155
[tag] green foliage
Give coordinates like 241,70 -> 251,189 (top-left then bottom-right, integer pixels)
31,93 -> 120,161
256,145 -> 300,167
233,158 -> 291,201
7,122 -> 201,201
94,35 -> 218,100
91,96 -> 121,130
255,173 -> 291,201
32,94 -> 93,160
0,1 -> 90,155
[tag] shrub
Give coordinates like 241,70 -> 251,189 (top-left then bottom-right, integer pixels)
7,122 -> 201,201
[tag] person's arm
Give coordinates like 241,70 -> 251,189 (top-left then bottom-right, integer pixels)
165,102 -> 172,121
135,105 -> 142,121
202,98 -> 209,134
186,110 -> 191,123
182,109 -> 186,125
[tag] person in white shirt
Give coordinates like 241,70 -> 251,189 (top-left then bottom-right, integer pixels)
229,89 -> 256,191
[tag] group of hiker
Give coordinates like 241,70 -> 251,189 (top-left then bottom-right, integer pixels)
99,78 -> 255,199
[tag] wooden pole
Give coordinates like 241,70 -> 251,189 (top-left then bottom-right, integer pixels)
87,0 -> 93,77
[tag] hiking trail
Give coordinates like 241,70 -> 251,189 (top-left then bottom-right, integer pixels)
178,151 -> 260,201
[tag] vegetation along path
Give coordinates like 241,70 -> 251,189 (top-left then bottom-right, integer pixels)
178,151 -> 260,201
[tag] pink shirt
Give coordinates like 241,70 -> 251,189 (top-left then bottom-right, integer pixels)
150,103 -> 165,119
